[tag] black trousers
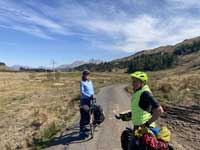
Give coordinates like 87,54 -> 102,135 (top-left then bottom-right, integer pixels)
79,99 -> 90,131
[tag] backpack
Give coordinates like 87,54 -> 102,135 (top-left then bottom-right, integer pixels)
156,127 -> 171,142
140,133 -> 169,150
134,127 -> 169,150
94,105 -> 105,124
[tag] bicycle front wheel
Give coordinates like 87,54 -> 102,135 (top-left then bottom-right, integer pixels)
90,114 -> 94,138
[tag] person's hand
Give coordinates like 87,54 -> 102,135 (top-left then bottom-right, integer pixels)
115,114 -> 121,120
90,95 -> 94,100
80,105 -> 90,112
141,121 -> 150,128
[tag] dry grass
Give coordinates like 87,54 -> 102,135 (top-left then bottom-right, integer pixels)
148,68 -> 200,106
126,68 -> 200,107
1,68 -> 199,149
0,72 -> 127,150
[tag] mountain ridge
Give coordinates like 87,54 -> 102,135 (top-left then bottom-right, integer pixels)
74,36 -> 200,72
57,59 -> 103,70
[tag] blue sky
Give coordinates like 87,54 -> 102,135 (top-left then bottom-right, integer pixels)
0,0 -> 200,67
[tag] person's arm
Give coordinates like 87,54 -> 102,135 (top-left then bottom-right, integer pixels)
139,91 -> 160,113
91,81 -> 94,93
139,91 -> 164,126
90,81 -> 95,99
146,106 -> 164,125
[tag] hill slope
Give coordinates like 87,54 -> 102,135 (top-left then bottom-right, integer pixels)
75,36 -> 200,72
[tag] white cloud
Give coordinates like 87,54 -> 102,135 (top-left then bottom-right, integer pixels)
0,0 -> 66,39
0,0 -> 199,52
13,25 -> 54,40
84,14 -> 200,52
166,0 -> 200,9
24,15 -> 64,33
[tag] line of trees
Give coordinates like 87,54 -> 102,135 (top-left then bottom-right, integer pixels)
0,62 -> 6,66
75,52 -> 177,73
174,40 -> 200,55
75,39 -> 200,73
19,67 -> 52,72
127,53 -> 176,73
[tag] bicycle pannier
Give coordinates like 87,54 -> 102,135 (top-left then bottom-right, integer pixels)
94,105 -> 105,124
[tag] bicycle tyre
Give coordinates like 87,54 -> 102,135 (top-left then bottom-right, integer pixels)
90,114 -> 94,138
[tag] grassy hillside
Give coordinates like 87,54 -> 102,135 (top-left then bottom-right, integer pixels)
75,36 -> 200,72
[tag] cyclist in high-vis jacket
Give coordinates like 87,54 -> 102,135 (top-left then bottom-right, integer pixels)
120,71 -> 164,129
130,71 -> 163,128
79,70 -> 94,135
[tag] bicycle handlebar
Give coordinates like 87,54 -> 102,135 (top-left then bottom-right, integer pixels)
90,98 -> 96,108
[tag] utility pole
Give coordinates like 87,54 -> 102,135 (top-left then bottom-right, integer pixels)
51,59 -> 56,82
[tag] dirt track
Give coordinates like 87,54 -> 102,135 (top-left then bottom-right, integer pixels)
159,105 -> 200,150
45,85 -> 199,150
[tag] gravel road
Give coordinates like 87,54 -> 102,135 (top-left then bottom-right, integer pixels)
46,85 -> 131,150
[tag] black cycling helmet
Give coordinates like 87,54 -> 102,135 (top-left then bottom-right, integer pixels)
82,70 -> 90,76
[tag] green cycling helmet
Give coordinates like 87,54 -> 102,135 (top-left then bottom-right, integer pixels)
130,71 -> 148,83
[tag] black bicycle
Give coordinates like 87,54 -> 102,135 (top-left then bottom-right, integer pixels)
89,98 -> 96,138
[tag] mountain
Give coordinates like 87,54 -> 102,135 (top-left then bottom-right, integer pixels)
4,59 -> 103,72
57,59 -> 103,70
0,62 -> 12,71
74,36 -> 200,72
88,59 -> 102,64
57,60 -> 86,70
10,65 -> 32,71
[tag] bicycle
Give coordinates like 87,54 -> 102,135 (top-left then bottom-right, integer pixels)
89,98 -> 96,138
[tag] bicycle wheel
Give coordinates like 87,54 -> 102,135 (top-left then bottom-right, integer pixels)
90,113 -> 94,138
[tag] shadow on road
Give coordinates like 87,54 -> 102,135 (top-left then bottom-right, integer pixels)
46,125 -> 93,148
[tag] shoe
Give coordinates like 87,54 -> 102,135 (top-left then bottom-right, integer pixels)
83,127 -> 90,132
79,131 -> 85,136
79,131 -> 88,138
